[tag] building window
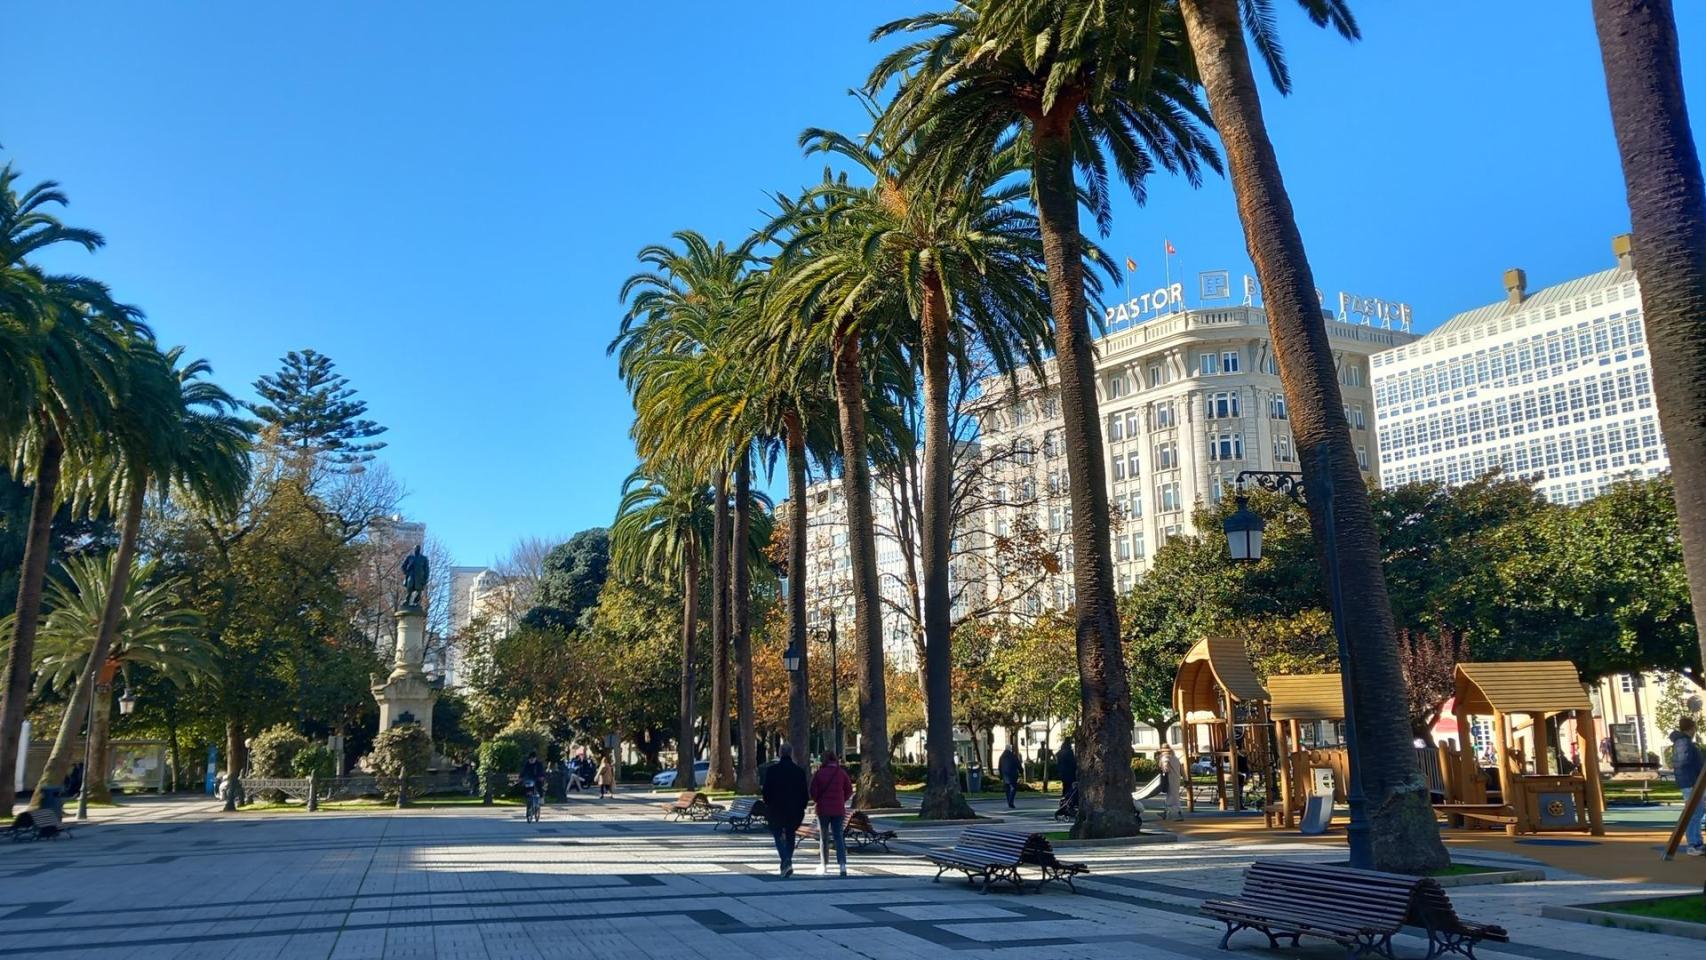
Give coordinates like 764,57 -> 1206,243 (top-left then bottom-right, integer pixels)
1263,354 -> 1280,376
1132,530 -> 1146,558
1127,452 -> 1141,478
1016,438 -> 1034,465
1274,434 -> 1294,463
1113,457 -> 1126,481
1222,350 -> 1241,374
1356,445 -> 1369,471
1199,352 -> 1219,376
1209,433 -> 1244,461
1269,394 -> 1288,419
1049,507 -> 1063,533
1125,411 -> 1139,437
1043,429 -> 1062,458
1155,402 -> 1176,429
1041,394 -> 1058,417
1116,537 -> 1131,561
1109,375 -> 1127,398
1011,403 -> 1027,426
1155,441 -> 1178,471
1619,674 -> 1635,694
1107,414 -> 1123,442
1352,404 -> 1366,429
1127,491 -> 1143,517
1158,481 -> 1181,513
1207,391 -> 1242,419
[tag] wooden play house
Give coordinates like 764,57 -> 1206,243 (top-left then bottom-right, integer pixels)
1440,661 -> 1605,836
1173,636 -> 1272,812
1265,674 -> 1348,829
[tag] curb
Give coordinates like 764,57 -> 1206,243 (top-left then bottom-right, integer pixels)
1541,902 -> 1706,941
1052,830 -> 1179,848
1431,867 -> 1545,888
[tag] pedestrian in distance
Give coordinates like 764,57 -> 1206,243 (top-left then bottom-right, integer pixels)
1158,744 -> 1185,821
595,756 -> 615,799
1669,716 -> 1704,856
761,744 -> 810,877
808,751 -> 854,877
1056,739 -> 1077,799
998,744 -> 1021,809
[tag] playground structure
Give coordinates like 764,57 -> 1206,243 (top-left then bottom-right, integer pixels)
1265,674 -> 1348,829
1173,636 -> 1273,812
1433,661 -> 1605,836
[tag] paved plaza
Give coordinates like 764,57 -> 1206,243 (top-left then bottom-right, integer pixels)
1,792 -> 1701,959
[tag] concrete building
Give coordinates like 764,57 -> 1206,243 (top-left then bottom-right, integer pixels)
973,303 -> 1412,601
1371,236 -> 1666,504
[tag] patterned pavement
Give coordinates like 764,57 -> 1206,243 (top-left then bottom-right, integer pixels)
0,792 -> 1699,959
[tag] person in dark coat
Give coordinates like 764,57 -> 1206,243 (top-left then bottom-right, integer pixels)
1056,740 -> 1077,798
998,745 -> 1021,808
761,744 -> 810,877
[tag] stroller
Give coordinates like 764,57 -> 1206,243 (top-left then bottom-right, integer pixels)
1053,783 -> 1079,822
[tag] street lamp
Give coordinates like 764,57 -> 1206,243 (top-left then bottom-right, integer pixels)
782,639 -> 801,673
118,689 -> 136,716
1224,443 -> 1371,870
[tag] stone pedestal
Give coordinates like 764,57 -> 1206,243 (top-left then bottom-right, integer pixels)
371,606 -> 437,737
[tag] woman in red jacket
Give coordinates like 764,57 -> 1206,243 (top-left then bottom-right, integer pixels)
808,752 -> 854,876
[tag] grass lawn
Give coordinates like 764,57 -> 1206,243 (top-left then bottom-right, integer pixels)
239,795 -> 523,812
1601,895 -> 1706,925
1427,863 -> 1503,877
888,813 -> 991,822
1603,779 -> 1682,803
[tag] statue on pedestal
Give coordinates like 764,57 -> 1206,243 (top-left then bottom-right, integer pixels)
401,544 -> 430,609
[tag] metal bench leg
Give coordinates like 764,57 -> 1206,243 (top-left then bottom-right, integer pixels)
1218,921 -> 1246,951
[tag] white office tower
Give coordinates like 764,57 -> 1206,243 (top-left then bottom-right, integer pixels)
1372,236 -> 1667,504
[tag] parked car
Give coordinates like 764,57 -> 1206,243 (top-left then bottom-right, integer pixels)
652,761 -> 710,789
1190,756 -> 1215,777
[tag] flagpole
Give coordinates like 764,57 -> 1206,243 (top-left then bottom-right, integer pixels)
1163,240 -> 1172,314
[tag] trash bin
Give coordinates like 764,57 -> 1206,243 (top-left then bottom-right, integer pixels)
968,764 -> 983,793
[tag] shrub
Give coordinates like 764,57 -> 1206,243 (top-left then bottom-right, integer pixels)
369,726 -> 433,782
498,722 -> 551,764
1131,756 -> 1160,783
478,738 -> 524,797
249,724 -> 309,778
891,762 -> 927,783
292,744 -> 336,779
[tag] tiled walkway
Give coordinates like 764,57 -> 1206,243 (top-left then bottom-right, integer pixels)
0,793 -> 1699,959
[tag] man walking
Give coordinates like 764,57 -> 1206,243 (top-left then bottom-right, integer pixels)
1669,716 -> 1703,856
761,745 -> 810,877
808,752 -> 854,877
998,744 -> 1021,809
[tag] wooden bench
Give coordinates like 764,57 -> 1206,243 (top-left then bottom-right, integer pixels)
1020,834 -> 1088,892
1201,860 -> 1419,957
708,797 -> 766,831
924,826 -> 1031,894
660,790 -> 722,821
845,811 -> 896,851
7,807 -> 73,842
1409,879 -> 1509,960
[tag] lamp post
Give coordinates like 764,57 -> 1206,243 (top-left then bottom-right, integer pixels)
1223,442 -> 1371,870
828,612 -> 844,759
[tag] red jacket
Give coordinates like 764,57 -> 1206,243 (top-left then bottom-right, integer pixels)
809,762 -> 854,817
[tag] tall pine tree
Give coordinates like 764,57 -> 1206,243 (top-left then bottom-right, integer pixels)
248,350 -> 387,471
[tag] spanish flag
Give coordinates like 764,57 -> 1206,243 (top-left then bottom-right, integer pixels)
1125,257 -> 1137,272
1165,239 -> 1177,256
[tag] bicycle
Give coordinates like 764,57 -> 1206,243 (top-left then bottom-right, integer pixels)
523,779 -> 542,823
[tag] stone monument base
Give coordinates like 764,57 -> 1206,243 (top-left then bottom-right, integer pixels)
372,606 -> 437,737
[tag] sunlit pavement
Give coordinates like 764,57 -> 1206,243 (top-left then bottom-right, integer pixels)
0,793 -> 1699,959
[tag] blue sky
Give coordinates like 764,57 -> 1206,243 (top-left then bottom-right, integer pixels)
8,2 -> 1703,567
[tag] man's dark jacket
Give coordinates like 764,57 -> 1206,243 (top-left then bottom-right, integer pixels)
761,756 -> 810,831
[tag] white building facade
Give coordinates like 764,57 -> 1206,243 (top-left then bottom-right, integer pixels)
974,303 -> 1411,601
1371,236 -> 1667,504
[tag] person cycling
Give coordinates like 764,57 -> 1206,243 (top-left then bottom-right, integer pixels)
521,751 -> 547,820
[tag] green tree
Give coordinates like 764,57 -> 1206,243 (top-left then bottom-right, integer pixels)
525,528 -> 610,630
1593,0 -> 1706,676
22,554 -> 215,800
871,0 -> 1218,837
247,349 -> 387,474
34,347 -> 250,804
0,165 -> 145,815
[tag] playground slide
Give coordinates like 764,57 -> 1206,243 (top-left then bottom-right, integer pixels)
1134,774 -> 1164,801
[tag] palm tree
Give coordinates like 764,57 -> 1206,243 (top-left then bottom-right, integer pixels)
0,166 -> 145,816
1162,0 -> 1447,870
792,125 -> 1054,819
869,0 -> 1218,837
609,461 -> 714,787
33,345 -> 250,803
1592,0 -> 1706,675
614,231 -> 758,790
21,555 -> 215,802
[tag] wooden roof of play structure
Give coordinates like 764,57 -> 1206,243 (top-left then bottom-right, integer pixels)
1267,674 -> 1345,721
1453,661 -> 1591,716
1174,636 -> 1268,718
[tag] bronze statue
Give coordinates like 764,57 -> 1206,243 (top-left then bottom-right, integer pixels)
401,544 -> 429,608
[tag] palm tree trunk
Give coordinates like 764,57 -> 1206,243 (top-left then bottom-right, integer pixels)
1593,0 -> 1706,674
678,546 -> 701,786
34,478 -> 147,802
87,679 -> 114,803
1030,116 -> 1140,838
918,266 -> 975,820
733,449 -> 759,793
707,468 -> 735,790
1178,0 -> 1448,872
784,411 -> 812,760
0,427 -> 64,816
831,334 -> 897,808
